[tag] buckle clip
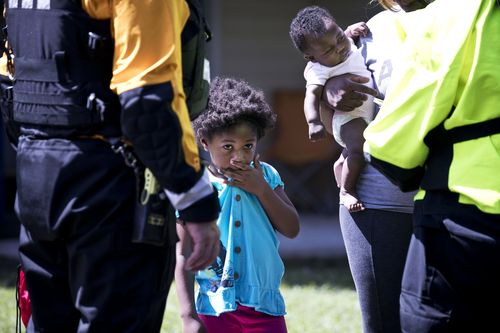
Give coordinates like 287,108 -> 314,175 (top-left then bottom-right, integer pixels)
87,32 -> 108,60
86,93 -> 106,122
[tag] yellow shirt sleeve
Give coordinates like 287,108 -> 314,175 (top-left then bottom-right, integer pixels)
82,0 -> 189,95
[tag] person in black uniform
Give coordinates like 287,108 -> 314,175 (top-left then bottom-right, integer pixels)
0,0 -> 220,332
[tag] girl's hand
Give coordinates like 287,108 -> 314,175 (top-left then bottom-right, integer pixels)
181,314 -> 207,333
225,156 -> 300,239
222,155 -> 268,196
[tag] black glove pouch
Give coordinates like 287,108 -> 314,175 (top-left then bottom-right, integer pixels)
132,192 -> 178,247
132,175 -> 178,247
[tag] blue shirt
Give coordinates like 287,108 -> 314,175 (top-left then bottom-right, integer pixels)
195,162 -> 286,316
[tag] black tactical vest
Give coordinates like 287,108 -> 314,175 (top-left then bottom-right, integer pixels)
5,0 -> 120,135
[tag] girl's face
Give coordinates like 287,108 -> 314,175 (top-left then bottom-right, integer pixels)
201,122 -> 258,174
303,20 -> 351,67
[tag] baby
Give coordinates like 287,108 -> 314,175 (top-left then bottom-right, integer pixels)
290,6 -> 374,212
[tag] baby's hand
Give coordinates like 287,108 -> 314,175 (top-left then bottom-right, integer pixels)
309,122 -> 327,142
344,22 -> 369,39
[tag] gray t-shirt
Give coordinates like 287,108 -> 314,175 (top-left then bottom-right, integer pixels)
357,164 -> 415,213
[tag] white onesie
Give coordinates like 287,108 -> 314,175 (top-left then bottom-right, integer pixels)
304,43 -> 374,148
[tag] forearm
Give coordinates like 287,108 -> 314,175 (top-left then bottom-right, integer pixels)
175,225 -> 198,318
304,86 -> 323,124
120,83 -> 200,192
175,262 -> 198,318
257,186 -> 300,239
119,84 -> 220,222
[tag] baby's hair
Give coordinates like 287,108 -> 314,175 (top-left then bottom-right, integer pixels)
192,77 -> 276,144
289,6 -> 335,53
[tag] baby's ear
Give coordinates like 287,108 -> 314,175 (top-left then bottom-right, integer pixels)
304,55 -> 315,62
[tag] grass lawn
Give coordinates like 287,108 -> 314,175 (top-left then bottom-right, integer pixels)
0,258 -> 361,333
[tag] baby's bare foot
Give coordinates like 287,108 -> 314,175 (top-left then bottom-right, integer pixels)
340,190 -> 365,212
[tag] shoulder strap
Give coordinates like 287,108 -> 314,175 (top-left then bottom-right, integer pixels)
181,0 -> 211,120
182,0 -> 211,44
425,107 -> 500,148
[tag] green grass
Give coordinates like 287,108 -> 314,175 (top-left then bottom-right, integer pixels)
0,258 -> 361,333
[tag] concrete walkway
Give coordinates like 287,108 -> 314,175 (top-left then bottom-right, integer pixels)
279,213 -> 345,259
0,213 -> 346,261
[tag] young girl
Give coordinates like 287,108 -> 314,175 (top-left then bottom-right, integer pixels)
175,77 -> 300,333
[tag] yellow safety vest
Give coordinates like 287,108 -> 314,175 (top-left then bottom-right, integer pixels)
364,0 -> 500,214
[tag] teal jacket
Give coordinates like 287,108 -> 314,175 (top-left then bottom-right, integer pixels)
195,162 -> 286,316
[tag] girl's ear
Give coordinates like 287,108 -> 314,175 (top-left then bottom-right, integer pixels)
200,138 -> 209,151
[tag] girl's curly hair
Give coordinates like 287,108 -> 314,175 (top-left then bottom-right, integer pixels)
192,77 -> 276,143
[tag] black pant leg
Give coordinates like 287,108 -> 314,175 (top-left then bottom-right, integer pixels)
400,202 -> 500,333
17,137 -> 176,333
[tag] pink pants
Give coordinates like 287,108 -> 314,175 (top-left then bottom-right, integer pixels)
199,304 -> 288,333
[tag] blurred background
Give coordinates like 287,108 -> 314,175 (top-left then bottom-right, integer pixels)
1,0 -> 384,253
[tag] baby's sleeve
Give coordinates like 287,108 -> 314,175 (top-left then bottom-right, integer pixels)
304,62 -> 329,87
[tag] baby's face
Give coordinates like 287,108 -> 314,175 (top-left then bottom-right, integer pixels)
303,20 -> 351,67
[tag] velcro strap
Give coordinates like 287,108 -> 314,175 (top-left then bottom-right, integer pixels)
14,91 -> 83,106
15,57 -> 60,82
13,107 -> 94,126
13,97 -> 119,127
14,53 -> 107,83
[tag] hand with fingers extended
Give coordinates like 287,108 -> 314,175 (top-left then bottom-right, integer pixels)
183,221 -> 220,271
221,155 -> 268,196
323,73 -> 378,112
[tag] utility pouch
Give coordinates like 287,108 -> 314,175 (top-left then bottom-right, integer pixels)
111,141 -> 177,246
132,169 -> 177,246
